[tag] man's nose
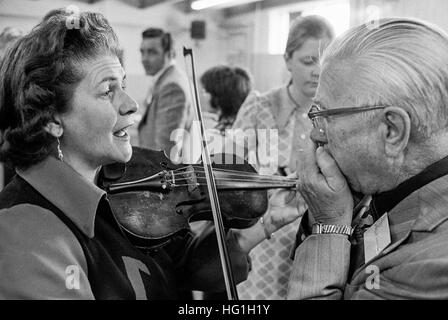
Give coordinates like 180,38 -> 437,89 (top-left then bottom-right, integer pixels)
310,126 -> 327,145
141,52 -> 149,63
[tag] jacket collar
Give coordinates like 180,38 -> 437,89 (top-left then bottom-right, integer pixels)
354,155 -> 448,257
369,155 -> 448,225
410,175 -> 448,232
153,62 -> 174,88
368,156 -> 448,248
351,159 -> 448,280
17,156 -> 105,238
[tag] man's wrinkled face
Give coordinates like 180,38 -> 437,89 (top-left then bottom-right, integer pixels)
310,65 -> 385,194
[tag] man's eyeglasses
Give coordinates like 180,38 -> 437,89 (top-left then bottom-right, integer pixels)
308,103 -> 386,131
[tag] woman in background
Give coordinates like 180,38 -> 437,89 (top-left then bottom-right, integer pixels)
233,15 -> 335,299
186,65 -> 253,164
200,65 -> 252,133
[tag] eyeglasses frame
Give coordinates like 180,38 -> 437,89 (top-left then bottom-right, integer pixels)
308,104 -> 387,122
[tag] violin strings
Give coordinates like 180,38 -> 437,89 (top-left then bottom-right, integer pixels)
171,165 -> 293,177
195,177 -> 296,184
171,175 -> 297,183
169,182 -> 296,188
169,169 -> 296,181
170,177 -> 296,185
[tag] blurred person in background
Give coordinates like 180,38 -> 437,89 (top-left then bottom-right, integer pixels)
200,65 -> 252,133
0,26 -> 23,191
138,28 -> 192,163
184,65 -> 253,164
233,15 -> 335,299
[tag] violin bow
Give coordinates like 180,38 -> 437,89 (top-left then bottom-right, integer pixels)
183,47 -> 239,300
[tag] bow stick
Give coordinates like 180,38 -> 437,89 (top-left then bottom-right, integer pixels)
183,47 -> 239,300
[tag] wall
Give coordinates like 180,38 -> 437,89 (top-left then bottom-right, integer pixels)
350,0 -> 448,32
0,0 -> 226,95
220,5 -> 289,93
218,0 -> 448,93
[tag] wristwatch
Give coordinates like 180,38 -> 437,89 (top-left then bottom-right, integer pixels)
312,223 -> 353,236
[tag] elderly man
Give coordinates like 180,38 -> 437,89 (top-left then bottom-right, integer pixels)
288,18 -> 448,299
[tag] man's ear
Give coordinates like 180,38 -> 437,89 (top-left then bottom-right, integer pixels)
44,115 -> 63,138
381,106 -> 411,158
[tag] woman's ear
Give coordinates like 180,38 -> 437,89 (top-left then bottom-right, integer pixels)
44,115 -> 63,138
382,106 -> 411,158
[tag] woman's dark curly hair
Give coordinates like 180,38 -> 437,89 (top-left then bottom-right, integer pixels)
0,9 -> 121,169
200,65 -> 252,128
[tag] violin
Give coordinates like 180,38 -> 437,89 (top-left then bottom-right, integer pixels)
98,146 -> 297,249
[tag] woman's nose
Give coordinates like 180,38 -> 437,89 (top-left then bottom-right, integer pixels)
119,92 -> 138,116
311,65 -> 320,78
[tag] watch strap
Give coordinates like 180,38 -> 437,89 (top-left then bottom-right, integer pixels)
312,223 -> 353,236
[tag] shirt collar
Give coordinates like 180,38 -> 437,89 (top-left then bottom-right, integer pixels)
17,156 -> 105,238
276,84 -> 298,128
153,61 -> 174,84
367,155 -> 448,233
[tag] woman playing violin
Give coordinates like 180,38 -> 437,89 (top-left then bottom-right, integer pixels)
0,9 -> 301,299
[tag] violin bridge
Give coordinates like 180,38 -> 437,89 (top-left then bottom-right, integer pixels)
181,165 -> 199,193
168,170 -> 175,185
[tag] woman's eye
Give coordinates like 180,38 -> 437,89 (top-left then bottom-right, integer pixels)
302,57 -> 318,65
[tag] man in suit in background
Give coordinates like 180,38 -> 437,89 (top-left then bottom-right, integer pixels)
288,18 -> 448,299
138,28 -> 192,162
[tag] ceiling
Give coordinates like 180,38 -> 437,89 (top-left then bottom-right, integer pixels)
75,0 -> 179,9
74,0 -> 310,13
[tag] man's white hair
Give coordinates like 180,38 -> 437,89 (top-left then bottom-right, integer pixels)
321,18 -> 448,141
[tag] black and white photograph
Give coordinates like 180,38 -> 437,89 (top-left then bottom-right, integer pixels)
1,0 -> 448,305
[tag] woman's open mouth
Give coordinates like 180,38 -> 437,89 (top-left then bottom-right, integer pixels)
113,128 -> 128,138
113,123 -> 134,139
